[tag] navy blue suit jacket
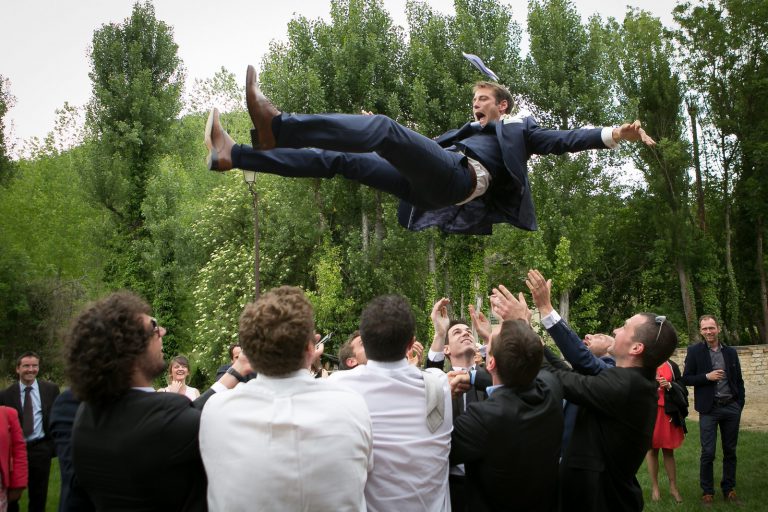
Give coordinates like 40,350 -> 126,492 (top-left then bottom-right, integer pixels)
680,341 -> 745,414
398,116 -> 607,234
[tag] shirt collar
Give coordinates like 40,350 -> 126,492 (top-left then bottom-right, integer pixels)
486,384 -> 504,396
366,359 -> 409,370
19,380 -> 38,391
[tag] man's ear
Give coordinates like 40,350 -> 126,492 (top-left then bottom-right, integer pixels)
630,342 -> 645,356
345,357 -> 358,369
498,99 -> 509,115
486,355 -> 496,373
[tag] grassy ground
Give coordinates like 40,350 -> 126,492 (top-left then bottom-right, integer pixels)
637,420 -> 768,511
17,421 -> 768,511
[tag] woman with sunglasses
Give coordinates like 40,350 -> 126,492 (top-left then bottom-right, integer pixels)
645,357 -> 685,503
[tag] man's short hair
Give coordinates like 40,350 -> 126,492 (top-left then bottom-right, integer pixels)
634,313 -> 679,370
359,295 -> 414,362
337,330 -> 362,370
490,320 -> 543,387
228,344 -> 241,360
698,314 -> 719,326
239,286 -> 314,376
65,291 -> 153,405
16,351 -> 41,367
338,341 -> 356,370
473,81 -> 514,114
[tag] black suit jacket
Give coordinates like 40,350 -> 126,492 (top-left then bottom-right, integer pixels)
544,362 -> 658,512
72,389 -> 216,512
50,390 -> 95,512
680,341 -> 745,414
398,116 -> 607,234
1,379 -> 60,452
450,370 -> 564,512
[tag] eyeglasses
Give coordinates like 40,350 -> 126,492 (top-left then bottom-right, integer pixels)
150,317 -> 161,336
654,315 -> 666,343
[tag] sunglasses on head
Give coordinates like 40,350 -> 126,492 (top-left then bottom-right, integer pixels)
654,315 -> 666,343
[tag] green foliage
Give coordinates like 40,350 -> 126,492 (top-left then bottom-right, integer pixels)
7,0 -> 768,384
0,75 -> 16,184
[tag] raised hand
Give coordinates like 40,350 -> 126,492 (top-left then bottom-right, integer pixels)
430,297 -> 451,339
469,304 -> 491,343
408,340 -> 424,366
490,284 -> 531,324
525,269 -> 554,317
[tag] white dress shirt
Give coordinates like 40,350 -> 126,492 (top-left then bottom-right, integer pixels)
199,370 -> 372,512
330,359 -> 452,512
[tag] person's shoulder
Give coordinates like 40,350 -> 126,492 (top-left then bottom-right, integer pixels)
329,365 -> 368,381
39,379 -> 60,391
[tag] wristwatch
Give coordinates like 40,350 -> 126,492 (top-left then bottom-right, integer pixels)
226,366 -> 246,382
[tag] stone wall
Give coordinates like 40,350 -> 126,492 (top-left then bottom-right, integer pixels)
670,344 -> 768,399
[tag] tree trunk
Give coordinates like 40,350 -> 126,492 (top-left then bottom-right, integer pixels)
559,290 -> 570,323
757,216 -> 768,343
428,237 -> 436,275
249,185 -> 260,300
688,101 -> 706,231
675,257 -> 697,341
374,191 -> 385,243
313,179 -> 327,231
722,139 -> 740,340
361,209 -> 369,254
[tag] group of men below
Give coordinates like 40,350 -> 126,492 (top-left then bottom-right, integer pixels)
1,274 -> 746,512
49,265 -> 724,512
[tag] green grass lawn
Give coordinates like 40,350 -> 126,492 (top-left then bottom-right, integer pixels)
17,421 -> 768,511
637,420 -> 768,511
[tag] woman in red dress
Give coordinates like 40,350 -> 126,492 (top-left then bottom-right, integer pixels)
646,360 -> 685,503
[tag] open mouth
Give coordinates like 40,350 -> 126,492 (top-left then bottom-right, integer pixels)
475,112 -> 486,122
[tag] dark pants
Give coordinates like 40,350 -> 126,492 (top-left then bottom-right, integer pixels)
449,474 -> 467,512
8,440 -> 53,512
699,401 -> 741,495
232,113 -> 473,210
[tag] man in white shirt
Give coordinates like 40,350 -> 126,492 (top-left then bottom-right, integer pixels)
200,286 -> 373,512
331,295 -> 452,512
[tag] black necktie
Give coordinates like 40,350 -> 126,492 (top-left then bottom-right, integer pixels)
22,385 -> 34,438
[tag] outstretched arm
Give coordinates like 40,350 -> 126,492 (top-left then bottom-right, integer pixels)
526,269 -> 609,375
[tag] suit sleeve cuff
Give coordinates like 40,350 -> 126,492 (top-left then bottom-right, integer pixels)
541,310 -> 562,329
602,127 -> 619,149
428,350 -> 445,362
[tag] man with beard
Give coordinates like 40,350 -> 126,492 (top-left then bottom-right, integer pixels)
64,291 -> 251,511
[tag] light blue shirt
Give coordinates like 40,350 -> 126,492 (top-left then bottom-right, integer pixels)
486,384 -> 504,396
18,380 -> 44,442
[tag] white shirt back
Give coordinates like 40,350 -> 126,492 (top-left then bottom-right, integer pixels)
330,360 -> 452,512
200,370 -> 373,511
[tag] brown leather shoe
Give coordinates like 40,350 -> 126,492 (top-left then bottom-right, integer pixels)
245,64 -> 279,150
701,494 -> 714,506
725,490 -> 742,505
205,108 -> 235,171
